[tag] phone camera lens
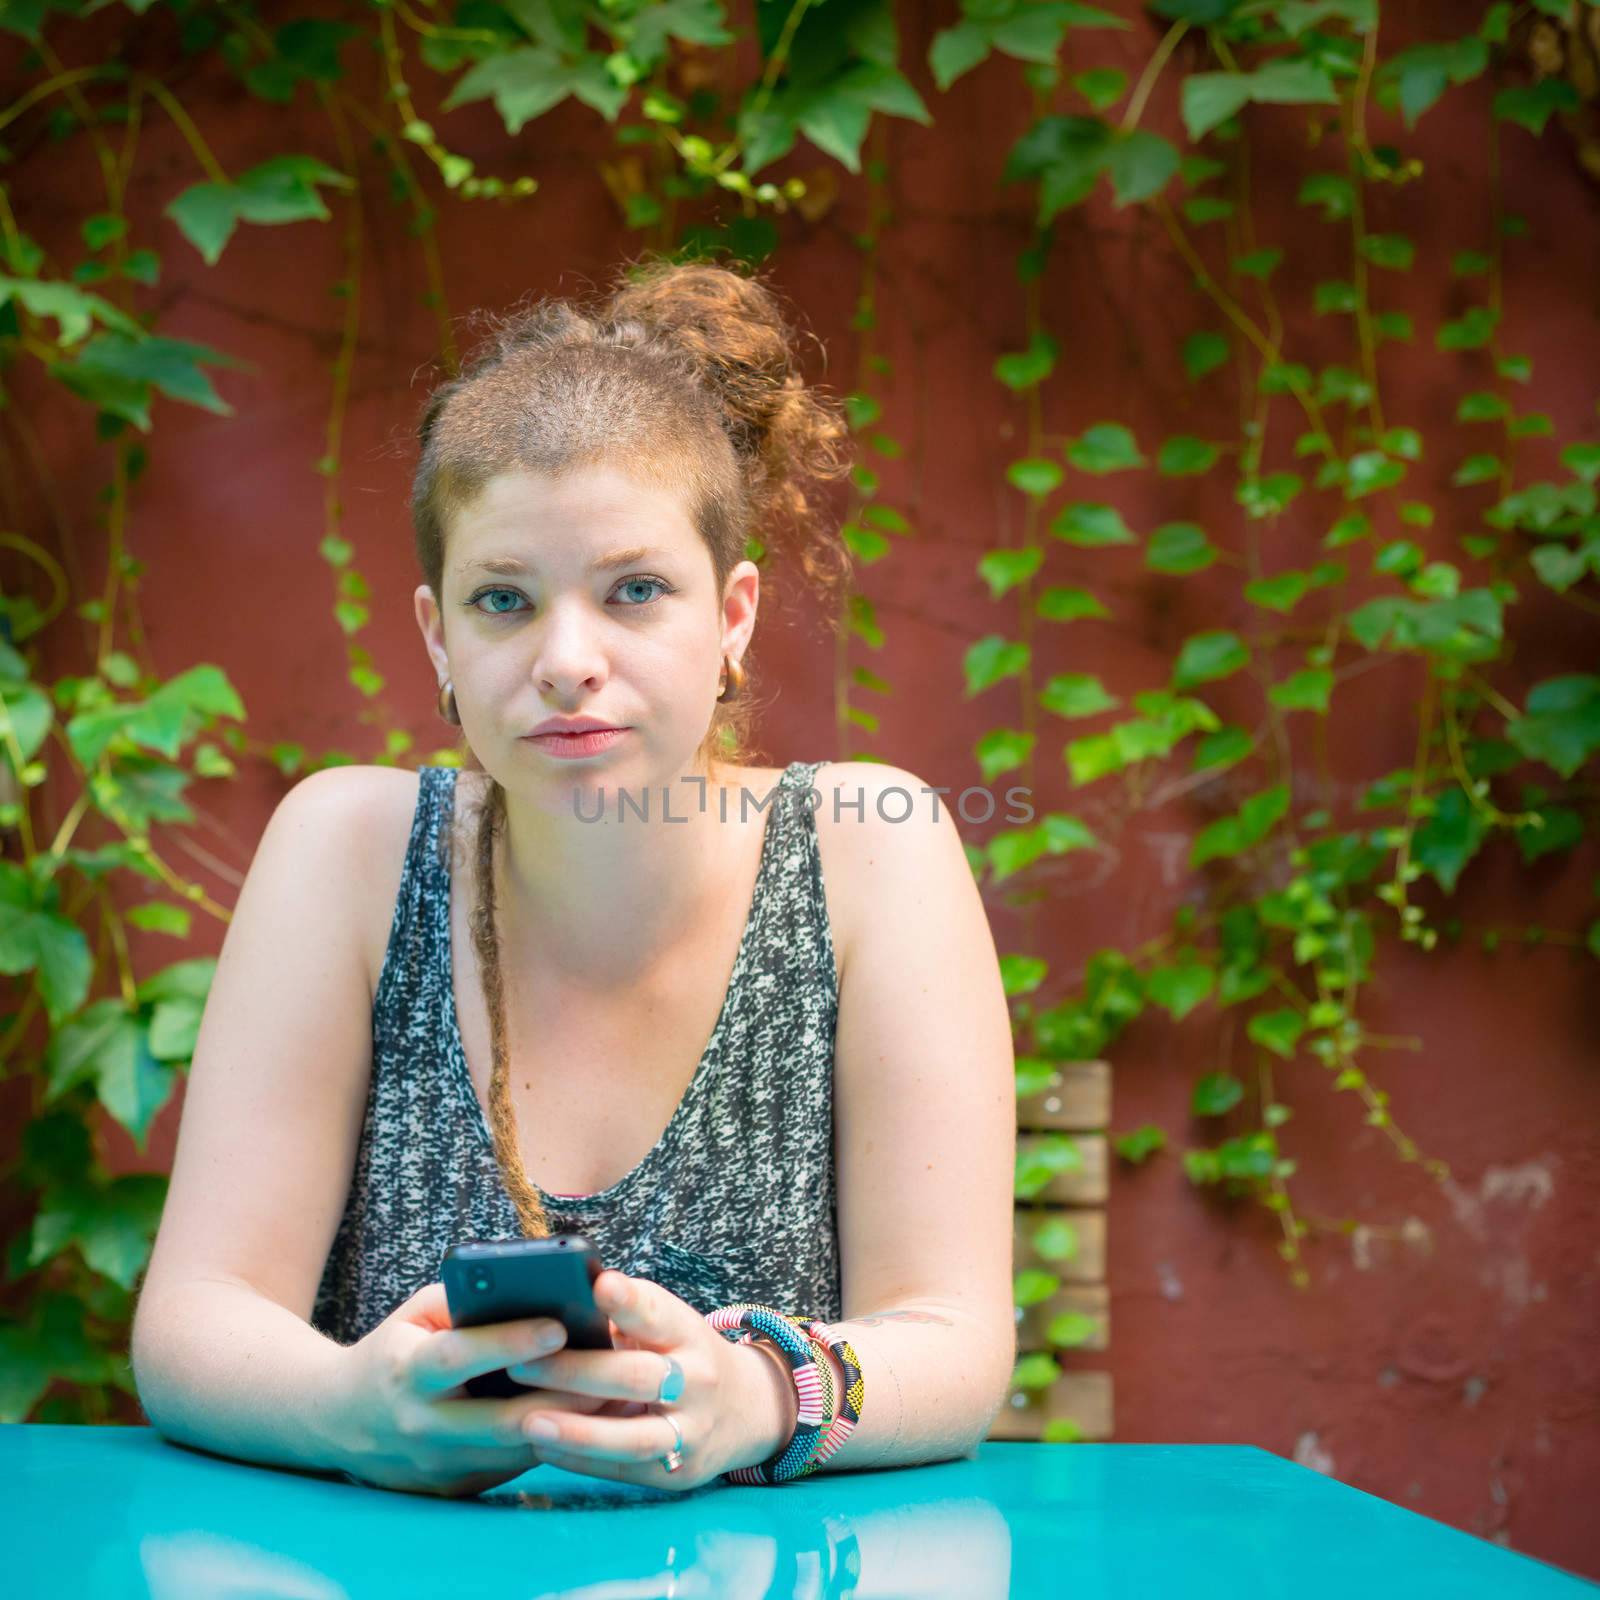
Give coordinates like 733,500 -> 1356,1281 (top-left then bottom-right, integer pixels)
471,1268 -> 494,1293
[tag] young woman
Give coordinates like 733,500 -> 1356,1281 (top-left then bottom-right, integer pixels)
131,260 -> 1018,1498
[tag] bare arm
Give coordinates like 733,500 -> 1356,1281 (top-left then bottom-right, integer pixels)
739,1297 -> 1013,1471
736,765 -> 1020,1472
130,768 -> 398,1476
131,1276 -> 358,1476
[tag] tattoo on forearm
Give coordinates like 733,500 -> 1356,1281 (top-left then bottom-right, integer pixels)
844,1308 -> 955,1327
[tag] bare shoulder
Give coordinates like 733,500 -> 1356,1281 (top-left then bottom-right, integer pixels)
276,763 -> 424,1003
807,760 -> 974,984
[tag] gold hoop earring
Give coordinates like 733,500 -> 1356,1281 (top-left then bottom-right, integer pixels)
436,680 -> 460,725
717,654 -> 744,704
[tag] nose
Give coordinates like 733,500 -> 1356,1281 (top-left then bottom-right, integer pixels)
529,596 -> 609,696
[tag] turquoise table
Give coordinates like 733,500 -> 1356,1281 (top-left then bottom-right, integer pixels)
6,1424 -> 1594,1597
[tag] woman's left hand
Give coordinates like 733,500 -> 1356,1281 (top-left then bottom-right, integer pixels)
506,1268 -> 780,1490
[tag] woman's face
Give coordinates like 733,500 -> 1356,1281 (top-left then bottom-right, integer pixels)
414,463 -> 757,793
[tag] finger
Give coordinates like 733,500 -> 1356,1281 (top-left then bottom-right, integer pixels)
391,1388 -> 605,1452
525,1407 -> 685,1466
592,1271 -> 688,1348
410,1316 -> 568,1397
529,1446 -> 652,1487
506,1346 -> 676,1403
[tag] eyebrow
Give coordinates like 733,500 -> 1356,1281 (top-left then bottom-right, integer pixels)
457,547 -> 671,579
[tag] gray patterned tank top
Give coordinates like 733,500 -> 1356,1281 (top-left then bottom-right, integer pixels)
310,759 -> 842,1345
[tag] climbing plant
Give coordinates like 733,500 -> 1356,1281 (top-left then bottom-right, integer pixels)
0,0 -> 1596,1433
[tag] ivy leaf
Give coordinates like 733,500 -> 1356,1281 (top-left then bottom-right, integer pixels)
43,1000 -> 175,1150
1183,330 -> 1229,381
1149,961 -> 1215,1022
974,728 -> 1036,783
932,0 -> 1127,88
1157,437 -> 1221,476
1191,785 -> 1290,866
0,682 -> 53,761
1036,586 -> 1112,623
1065,423 -> 1144,474
443,46 -> 584,133
1506,676 -> 1600,780
1103,128 -> 1179,205
1437,305 -> 1498,350
1412,784 -> 1489,892
1244,570 -> 1312,612
1050,502 -> 1136,546
1381,37 -> 1488,129
1003,115 -> 1112,222
1181,72 -> 1253,140
1246,1008 -> 1306,1058
1072,67 -> 1129,111
1047,1310 -> 1100,1348
27,1174 -> 168,1290
1269,668 -> 1334,713
792,62 -> 933,174
1297,172 -> 1354,220
1007,457 -> 1064,498
928,21 -> 990,90
987,814 -> 1097,881
1494,79 -> 1580,137
1561,442 -> 1600,485
994,330 -> 1059,390
0,273 -> 142,346
1040,673 -> 1120,719
1016,1134 -> 1085,1200
165,156 -> 353,266
0,1294 -> 121,1424
978,546 -> 1044,599
963,636 -> 1030,697
1172,630 -> 1249,689
1014,1268 -> 1060,1308
1359,233 -> 1415,270
627,0 -> 736,69
1193,726 -> 1255,771
1029,1214 -> 1082,1260
1146,522 -> 1217,574
0,863 -> 93,1026
1113,1124 -> 1167,1163
1183,61 -> 1337,141
49,332 -> 248,432
1191,1070 -> 1242,1115
1514,802 -> 1583,866
1277,1 -> 1375,34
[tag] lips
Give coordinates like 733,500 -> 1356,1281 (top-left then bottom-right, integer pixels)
526,719 -> 623,737
522,727 -> 630,759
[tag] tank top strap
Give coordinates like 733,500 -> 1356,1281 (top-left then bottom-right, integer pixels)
372,764 -> 454,1013
752,758 -> 837,998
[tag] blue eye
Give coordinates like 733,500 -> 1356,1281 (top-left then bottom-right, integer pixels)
463,577 -> 674,616
468,587 -> 526,615
615,576 -> 672,606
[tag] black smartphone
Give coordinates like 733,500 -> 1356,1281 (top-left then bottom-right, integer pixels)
440,1235 -> 615,1399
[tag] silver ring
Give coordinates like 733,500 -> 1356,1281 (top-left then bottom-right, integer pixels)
657,1406 -> 685,1474
656,1355 -> 685,1404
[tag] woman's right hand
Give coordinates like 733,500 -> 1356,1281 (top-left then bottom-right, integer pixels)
331,1279 -> 611,1497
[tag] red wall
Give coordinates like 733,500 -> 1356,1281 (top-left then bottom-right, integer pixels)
5,0 -> 1597,1579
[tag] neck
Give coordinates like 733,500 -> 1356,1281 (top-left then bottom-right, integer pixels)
487,755 -> 764,986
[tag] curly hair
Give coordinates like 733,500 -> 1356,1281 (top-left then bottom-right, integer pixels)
408,257 -> 854,1235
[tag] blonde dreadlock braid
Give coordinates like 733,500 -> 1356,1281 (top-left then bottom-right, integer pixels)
467,775 -> 552,1239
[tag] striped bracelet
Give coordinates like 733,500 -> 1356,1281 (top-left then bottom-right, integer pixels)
789,1318 -> 865,1474
705,1302 -> 836,1484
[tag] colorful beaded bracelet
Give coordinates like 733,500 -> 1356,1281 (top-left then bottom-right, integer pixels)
706,1302 -> 837,1484
789,1318 -> 865,1474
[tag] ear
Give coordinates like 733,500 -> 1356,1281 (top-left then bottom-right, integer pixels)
414,583 -> 450,681
719,559 -> 759,663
